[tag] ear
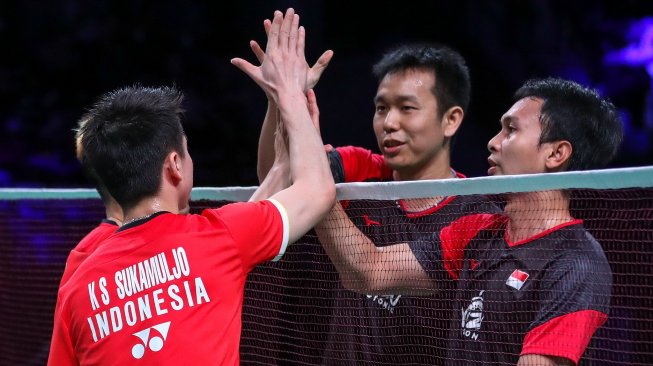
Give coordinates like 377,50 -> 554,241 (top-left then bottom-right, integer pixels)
544,140 -> 572,171
164,151 -> 183,184
441,106 -> 464,138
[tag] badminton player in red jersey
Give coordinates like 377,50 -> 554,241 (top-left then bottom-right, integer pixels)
48,8 -> 334,365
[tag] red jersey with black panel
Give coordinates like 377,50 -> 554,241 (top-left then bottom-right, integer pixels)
48,200 -> 288,366
416,214 -> 611,365
323,146 -> 499,365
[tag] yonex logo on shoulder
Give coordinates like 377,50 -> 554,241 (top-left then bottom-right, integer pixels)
363,215 -> 381,226
131,321 -> 171,359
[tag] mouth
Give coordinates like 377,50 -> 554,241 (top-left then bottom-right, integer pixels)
487,157 -> 498,176
382,139 -> 405,155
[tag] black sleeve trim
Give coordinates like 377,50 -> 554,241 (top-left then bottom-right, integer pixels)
328,149 -> 346,184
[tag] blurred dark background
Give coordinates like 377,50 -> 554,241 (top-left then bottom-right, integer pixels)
0,0 -> 652,189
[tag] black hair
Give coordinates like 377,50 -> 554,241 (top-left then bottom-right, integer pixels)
372,43 -> 471,116
79,85 -> 185,210
514,78 -> 623,171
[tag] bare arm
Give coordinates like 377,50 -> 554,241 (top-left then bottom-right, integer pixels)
249,19 -> 333,183
518,355 -> 572,366
314,201 -> 437,295
232,9 -> 335,244
249,119 -> 290,202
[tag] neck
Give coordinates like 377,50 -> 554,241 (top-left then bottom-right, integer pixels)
123,197 -> 178,224
504,190 -> 574,243
105,200 -> 124,226
395,160 -> 456,213
392,152 -> 453,182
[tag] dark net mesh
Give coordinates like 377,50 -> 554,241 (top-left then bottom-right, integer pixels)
1,187 -> 652,365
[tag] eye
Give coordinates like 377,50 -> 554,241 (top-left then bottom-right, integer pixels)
401,105 -> 417,111
375,105 -> 387,113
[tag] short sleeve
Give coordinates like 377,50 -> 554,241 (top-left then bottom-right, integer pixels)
521,248 -> 612,364
435,214 -> 506,279
47,294 -> 77,366
407,233 -> 450,282
205,199 -> 289,271
331,146 -> 392,183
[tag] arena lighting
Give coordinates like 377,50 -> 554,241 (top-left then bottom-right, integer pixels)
604,17 -> 653,79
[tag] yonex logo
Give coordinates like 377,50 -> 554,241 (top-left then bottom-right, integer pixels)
366,294 -> 401,313
131,321 -> 171,359
363,215 -> 381,226
470,259 -> 480,270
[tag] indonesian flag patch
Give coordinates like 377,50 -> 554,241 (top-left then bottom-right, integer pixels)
506,269 -> 529,290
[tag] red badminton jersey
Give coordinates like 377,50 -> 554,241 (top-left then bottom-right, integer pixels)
49,200 -> 288,366
59,220 -> 119,287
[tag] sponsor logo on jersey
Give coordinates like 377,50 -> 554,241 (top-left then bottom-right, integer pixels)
506,269 -> 529,290
366,294 -> 401,313
131,321 -> 171,359
363,215 -> 381,226
461,290 -> 484,341
470,259 -> 480,270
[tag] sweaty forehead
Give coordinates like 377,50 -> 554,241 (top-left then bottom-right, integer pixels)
375,69 -> 436,101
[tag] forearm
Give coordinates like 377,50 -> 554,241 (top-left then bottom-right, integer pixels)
277,92 -> 334,201
249,162 -> 289,202
257,99 -> 279,183
315,202 -> 440,295
518,355 -> 572,366
314,202 -> 381,292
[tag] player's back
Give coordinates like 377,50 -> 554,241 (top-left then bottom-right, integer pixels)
55,201 -> 286,365
59,220 -> 119,287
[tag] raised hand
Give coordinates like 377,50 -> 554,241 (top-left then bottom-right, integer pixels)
231,9 -> 308,103
249,20 -> 333,91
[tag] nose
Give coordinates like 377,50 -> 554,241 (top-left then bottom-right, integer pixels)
487,131 -> 501,153
382,108 -> 400,134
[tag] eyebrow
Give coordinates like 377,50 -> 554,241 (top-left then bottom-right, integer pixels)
500,115 -> 517,125
373,94 -> 420,104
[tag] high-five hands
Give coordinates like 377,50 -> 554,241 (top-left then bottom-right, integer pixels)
231,9 -> 309,103
248,19 -> 333,92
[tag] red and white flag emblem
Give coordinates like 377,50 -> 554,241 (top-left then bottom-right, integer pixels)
506,269 -> 529,290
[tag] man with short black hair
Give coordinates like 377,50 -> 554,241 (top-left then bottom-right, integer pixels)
48,9 -> 335,365
376,77 -> 622,365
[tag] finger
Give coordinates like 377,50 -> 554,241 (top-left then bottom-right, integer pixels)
324,144 -> 334,153
263,19 -> 271,36
307,89 -> 321,134
297,26 -> 306,58
267,10 -> 283,53
288,14 -> 299,52
279,8 -> 294,52
230,58 -> 259,80
311,50 -> 334,74
249,40 -> 265,64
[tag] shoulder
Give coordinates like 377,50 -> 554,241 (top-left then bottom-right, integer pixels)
200,201 -> 284,236
329,146 -> 392,183
201,200 -> 279,221
550,224 -> 609,263
534,225 -> 612,286
73,221 -> 119,253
